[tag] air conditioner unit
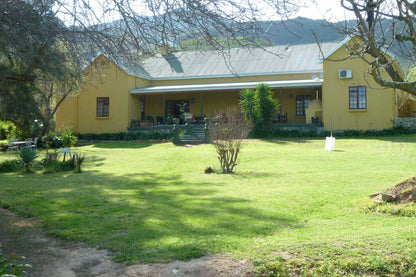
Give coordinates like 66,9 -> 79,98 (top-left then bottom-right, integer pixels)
339,69 -> 352,79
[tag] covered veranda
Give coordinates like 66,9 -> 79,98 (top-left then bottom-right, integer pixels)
129,78 -> 323,126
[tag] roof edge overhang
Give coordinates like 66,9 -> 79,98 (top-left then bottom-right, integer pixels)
146,70 -> 323,81
130,79 -> 323,94
320,35 -> 399,64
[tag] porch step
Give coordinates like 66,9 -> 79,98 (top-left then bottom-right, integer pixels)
177,125 -> 208,144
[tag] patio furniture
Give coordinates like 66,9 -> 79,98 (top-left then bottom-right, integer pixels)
145,115 -> 155,123
156,116 -> 164,125
32,137 -> 38,149
23,137 -> 38,149
60,147 -> 71,161
8,139 -> 18,151
25,138 -> 33,147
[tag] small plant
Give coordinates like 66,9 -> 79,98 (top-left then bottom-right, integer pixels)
45,132 -> 63,149
17,147 -> 38,173
61,129 -> 78,147
50,136 -> 63,149
177,101 -> 189,123
166,114 -> 174,125
73,153 -> 85,173
0,159 -> 21,173
209,107 -> 251,173
0,243 -> 31,276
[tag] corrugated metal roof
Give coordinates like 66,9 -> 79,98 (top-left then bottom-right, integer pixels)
135,42 -> 339,80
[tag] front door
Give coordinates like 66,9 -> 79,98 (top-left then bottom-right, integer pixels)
166,100 -> 189,122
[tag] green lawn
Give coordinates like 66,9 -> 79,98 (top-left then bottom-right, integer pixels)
1,137 -> 416,275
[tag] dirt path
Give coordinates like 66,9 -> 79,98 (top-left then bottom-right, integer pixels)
0,208 -> 255,277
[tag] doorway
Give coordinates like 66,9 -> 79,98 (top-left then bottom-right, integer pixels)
166,100 -> 190,121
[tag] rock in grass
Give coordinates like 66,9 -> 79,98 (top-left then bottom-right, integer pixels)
204,167 -> 214,174
381,193 -> 394,202
369,193 -> 380,198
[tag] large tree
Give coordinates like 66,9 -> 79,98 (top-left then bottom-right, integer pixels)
1,0 -> 299,134
0,0 -> 81,134
338,0 -> 416,94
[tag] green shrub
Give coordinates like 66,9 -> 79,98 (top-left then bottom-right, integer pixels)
61,129 -> 78,147
76,132 -> 173,141
17,147 -> 38,173
0,243 -> 31,276
6,128 -> 24,141
44,132 -> 63,149
0,120 -> 16,140
249,125 -> 416,139
43,153 -> 83,173
43,159 -> 75,173
0,160 -> 21,173
50,136 -> 63,149
35,136 -> 46,149
240,83 -> 278,134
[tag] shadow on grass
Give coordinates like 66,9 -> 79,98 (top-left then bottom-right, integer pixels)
0,171 -> 302,263
318,134 -> 416,143
259,138 -> 319,145
230,171 -> 280,178
258,134 -> 416,145
91,141 -> 155,149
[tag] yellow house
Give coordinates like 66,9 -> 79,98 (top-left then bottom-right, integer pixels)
56,36 -> 400,134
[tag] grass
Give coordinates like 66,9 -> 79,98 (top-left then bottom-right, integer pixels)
1,137 -> 416,275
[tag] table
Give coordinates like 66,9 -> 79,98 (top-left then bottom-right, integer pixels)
11,141 -> 27,147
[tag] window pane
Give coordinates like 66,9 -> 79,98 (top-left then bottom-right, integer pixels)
97,97 -> 109,117
296,95 -> 310,116
349,87 -> 366,109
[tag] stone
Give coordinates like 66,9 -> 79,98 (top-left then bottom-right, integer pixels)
369,193 -> 381,198
204,167 -> 214,174
381,193 -> 395,202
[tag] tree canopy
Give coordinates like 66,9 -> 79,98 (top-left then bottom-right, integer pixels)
0,0 -> 299,135
337,0 -> 416,95
3,0 -> 416,135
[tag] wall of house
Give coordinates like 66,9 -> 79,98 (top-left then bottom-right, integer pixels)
56,55 -> 141,134
322,40 -> 396,131
55,95 -> 78,132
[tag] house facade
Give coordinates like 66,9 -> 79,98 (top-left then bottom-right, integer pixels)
56,37 -> 399,134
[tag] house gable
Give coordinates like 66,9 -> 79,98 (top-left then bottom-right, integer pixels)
322,37 -> 396,131
56,55 -> 149,134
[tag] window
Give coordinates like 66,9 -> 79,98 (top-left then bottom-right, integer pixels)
296,95 -> 310,116
349,86 -> 366,109
97,97 -> 109,117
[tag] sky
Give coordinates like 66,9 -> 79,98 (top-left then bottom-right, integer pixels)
294,0 -> 356,22
56,0 -> 357,26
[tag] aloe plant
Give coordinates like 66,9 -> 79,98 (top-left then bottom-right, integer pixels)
74,153 -> 85,173
17,147 -> 38,173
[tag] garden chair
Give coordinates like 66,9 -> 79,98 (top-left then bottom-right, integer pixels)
8,138 -> 18,151
156,116 -> 164,125
145,115 -> 155,123
31,137 -> 38,149
25,138 -> 33,147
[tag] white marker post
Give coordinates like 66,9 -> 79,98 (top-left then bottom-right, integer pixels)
325,118 -> 335,151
